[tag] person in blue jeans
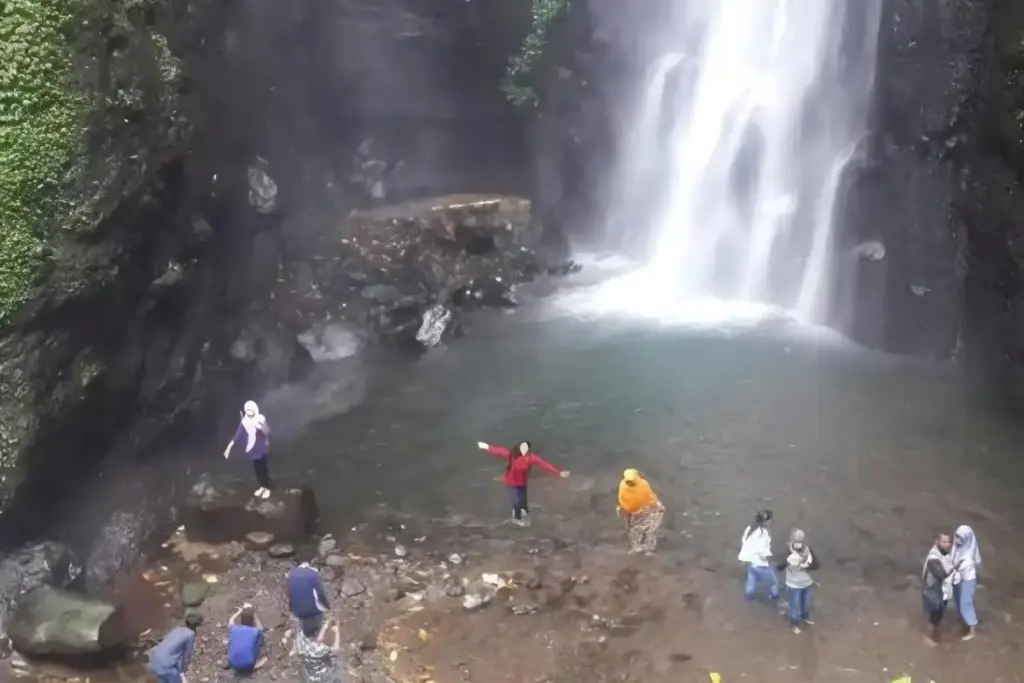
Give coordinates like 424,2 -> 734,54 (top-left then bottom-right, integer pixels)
737,509 -> 779,601
227,604 -> 264,674
952,524 -> 982,641
148,613 -> 203,683
783,529 -> 816,633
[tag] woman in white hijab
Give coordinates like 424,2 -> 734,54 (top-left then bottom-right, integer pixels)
952,524 -> 982,640
223,401 -> 273,498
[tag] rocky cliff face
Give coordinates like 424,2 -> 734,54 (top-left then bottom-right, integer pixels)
0,0 -> 586,529
844,0 -> 1024,406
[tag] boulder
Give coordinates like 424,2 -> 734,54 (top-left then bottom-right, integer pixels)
180,582 -> 210,607
7,585 -> 127,657
181,475 -> 318,545
272,194 -> 578,349
0,541 -> 81,636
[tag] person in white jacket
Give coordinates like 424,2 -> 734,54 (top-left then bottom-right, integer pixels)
738,509 -> 779,601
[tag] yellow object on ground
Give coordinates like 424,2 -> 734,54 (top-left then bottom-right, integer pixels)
709,673 -> 721,683
890,677 -> 911,683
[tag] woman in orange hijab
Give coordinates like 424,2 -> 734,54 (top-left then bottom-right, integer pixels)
617,469 -> 665,554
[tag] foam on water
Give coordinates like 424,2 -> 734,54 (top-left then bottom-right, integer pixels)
552,264 -> 852,347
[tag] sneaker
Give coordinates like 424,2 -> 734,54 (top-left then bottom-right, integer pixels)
254,488 -> 265,497
804,619 -> 815,625
512,517 -> 526,527
792,626 -> 802,635
260,488 -> 271,499
961,631 -> 975,641
520,514 -> 531,528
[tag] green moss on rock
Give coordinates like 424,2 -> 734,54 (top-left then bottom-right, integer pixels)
501,0 -> 570,108
0,0 -> 89,322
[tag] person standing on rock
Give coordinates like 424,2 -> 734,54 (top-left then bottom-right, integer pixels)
922,531 -> 955,645
477,440 -> 570,527
952,524 -> 982,641
227,603 -> 265,674
288,561 -> 331,633
148,613 -> 203,683
738,509 -> 780,601
616,469 -> 665,554
224,400 -> 273,499
291,616 -> 343,683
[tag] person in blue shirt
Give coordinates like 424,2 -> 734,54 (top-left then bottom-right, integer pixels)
288,562 -> 330,632
227,603 -> 264,674
148,613 -> 203,683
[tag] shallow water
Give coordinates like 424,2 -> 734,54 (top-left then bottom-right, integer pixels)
263,281 -> 1024,601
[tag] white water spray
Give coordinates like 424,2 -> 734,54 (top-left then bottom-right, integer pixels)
606,0 -> 881,324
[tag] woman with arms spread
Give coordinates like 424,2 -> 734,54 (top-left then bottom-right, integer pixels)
477,440 -> 570,526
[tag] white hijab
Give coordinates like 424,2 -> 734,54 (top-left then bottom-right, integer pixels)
953,524 -> 982,568
240,400 -> 269,452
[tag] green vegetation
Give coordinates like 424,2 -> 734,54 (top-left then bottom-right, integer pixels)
0,0 -> 87,322
501,0 -> 570,108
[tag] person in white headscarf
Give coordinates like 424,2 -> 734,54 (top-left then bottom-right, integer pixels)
921,531 -> 955,645
223,401 -> 273,498
952,524 -> 982,640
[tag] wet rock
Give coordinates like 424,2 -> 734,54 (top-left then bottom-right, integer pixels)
415,304 -> 453,348
8,586 -> 127,657
180,582 -> 210,607
359,632 -> 378,651
245,531 -> 275,550
341,579 -> 366,597
181,475 -> 318,545
0,541 -> 80,636
462,592 -> 491,611
317,535 -> 338,558
84,507 -> 160,593
268,543 -> 296,558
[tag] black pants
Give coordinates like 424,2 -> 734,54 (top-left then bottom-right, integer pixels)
253,456 -> 272,489
507,485 -> 529,519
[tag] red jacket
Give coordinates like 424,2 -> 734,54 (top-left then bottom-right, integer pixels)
485,445 -> 563,487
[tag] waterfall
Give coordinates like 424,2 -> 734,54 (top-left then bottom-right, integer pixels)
606,0 -> 881,323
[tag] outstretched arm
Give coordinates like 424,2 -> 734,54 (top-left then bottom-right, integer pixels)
529,453 -> 567,477
478,442 -> 512,460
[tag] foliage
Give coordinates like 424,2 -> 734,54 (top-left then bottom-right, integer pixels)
0,0 -> 87,322
501,0 -> 569,108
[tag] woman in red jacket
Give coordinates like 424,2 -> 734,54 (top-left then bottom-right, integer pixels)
477,441 -> 570,526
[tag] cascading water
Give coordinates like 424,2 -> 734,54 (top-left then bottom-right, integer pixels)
601,0 -> 881,324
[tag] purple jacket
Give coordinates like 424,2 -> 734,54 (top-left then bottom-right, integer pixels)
233,423 -> 269,459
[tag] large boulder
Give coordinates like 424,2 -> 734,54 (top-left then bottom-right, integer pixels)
181,475 -> 318,545
0,541 -> 80,637
7,585 -> 127,658
272,194 -> 574,349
